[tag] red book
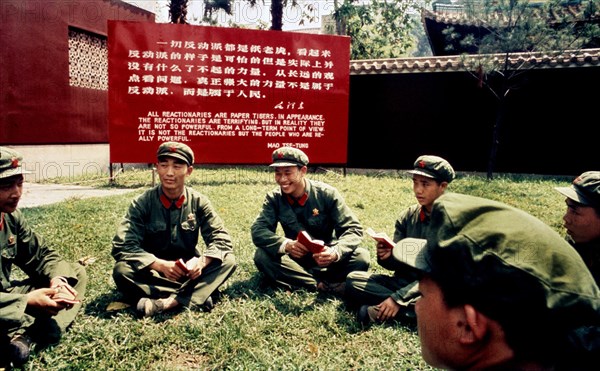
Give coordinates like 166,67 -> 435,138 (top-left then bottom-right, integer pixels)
176,256 -> 200,273
52,284 -> 81,305
366,228 -> 395,250
297,231 -> 325,253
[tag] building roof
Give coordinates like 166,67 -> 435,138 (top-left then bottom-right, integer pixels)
423,2 -> 600,56
350,48 -> 600,74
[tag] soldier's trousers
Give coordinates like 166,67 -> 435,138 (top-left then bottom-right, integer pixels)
253,247 -> 370,291
345,270 -> 419,310
1,262 -> 87,344
112,253 -> 236,308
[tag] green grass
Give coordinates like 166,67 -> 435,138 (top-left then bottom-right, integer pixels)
19,167 -> 572,370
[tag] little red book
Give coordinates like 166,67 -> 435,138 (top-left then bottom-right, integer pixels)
366,228 -> 395,250
297,231 -> 325,253
52,284 -> 81,305
176,256 -> 200,273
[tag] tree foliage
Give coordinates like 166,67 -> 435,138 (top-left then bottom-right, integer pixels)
169,0 -> 189,23
168,0 -> 233,25
168,0 -> 316,30
245,0 -> 316,31
442,0 -> 600,178
331,0 -> 431,59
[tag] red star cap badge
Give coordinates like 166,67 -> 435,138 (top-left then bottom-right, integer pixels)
11,157 -> 19,168
169,146 -> 178,152
574,176 -> 582,184
418,160 -> 426,168
277,152 -> 284,158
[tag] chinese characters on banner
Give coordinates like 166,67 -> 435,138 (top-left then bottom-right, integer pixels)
108,21 -> 350,164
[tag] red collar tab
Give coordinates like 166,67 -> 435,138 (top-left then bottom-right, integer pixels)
285,192 -> 308,206
160,193 -> 186,209
419,208 -> 429,223
0,213 -> 4,231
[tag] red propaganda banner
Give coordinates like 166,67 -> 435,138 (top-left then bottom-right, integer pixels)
108,21 -> 351,164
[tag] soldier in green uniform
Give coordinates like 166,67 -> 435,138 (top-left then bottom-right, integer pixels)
251,147 -> 370,294
111,142 -> 236,317
0,147 -> 87,367
555,171 -> 600,284
345,155 -> 454,325
396,193 -> 600,369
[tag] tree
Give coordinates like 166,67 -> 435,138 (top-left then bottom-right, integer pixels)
245,0 -> 315,31
440,0 -> 600,178
168,0 -> 233,25
330,0 -> 431,59
167,0 -> 315,31
169,0 -> 189,23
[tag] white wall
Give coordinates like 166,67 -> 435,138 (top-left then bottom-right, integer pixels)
9,144 -> 112,182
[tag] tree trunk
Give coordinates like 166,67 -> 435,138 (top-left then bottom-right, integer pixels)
270,0 -> 283,31
487,94 -> 506,180
170,0 -> 188,24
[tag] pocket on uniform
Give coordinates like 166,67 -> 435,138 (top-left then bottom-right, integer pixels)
181,213 -> 197,232
1,237 -> 17,259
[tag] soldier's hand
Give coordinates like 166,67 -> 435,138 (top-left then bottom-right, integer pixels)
187,256 -> 208,281
151,259 -> 186,281
376,243 -> 393,260
287,240 -> 309,259
377,297 -> 401,321
26,288 -> 62,316
314,248 -> 337,267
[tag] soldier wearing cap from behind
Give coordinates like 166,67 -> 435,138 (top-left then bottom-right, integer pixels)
0,146 -> 87,368
111,141 -> 236,317
346,155 -> 455,325
395,192 -> 600,369
251,147 -> 370,295
555,171 -> 600,284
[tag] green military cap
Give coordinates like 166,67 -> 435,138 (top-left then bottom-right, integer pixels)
393,193 -> 600,326
270,147 -> 309,167
407,155 -> 455,183
157,141 -> 194,166
555,171 -> 600,210
0,146 -> 32,179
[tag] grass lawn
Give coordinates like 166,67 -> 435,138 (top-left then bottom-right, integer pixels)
19,167 -> 572,370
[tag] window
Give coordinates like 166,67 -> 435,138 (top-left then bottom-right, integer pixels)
68,27 -> 108,90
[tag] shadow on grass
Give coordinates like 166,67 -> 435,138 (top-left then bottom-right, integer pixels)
83,290 -> 138,319
224,273 -> 418,335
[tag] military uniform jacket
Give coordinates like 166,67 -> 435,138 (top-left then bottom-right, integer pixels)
570,236 -> 600,286
111,186 -> 233,271
379,204 -> 430,272
251,179 -> 363,260
1,210 -> 78,327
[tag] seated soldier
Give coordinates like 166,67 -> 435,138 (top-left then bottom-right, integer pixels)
555,171 -> 600,284
345,155 -> 455,325
0,147 -> 87,368
111,142 -> 236,317
251,147 -> 370,295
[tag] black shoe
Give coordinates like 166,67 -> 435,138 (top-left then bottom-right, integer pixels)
357,305 -> 379,326
9,335 -> 32,367
202,296 -> 214,312
210,289 -> 222,304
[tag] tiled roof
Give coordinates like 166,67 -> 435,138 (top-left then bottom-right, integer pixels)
350,48 -> 600,74
427,3 -> 600,25
422,4 -> 600,55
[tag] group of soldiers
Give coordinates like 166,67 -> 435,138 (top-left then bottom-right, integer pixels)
1,143 -> 599,369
